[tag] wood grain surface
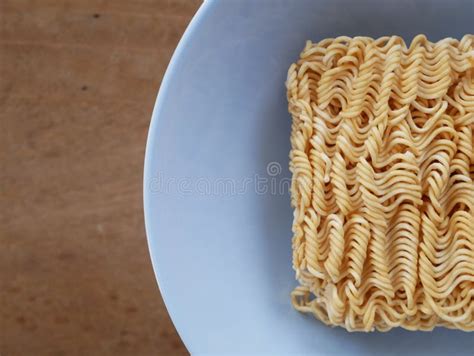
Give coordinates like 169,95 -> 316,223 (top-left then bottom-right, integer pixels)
1,1 -> 201,354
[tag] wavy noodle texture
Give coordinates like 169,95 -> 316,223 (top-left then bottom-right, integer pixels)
286,35 -> 474,332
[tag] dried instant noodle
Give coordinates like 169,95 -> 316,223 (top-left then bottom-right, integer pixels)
286,35 -> 474,331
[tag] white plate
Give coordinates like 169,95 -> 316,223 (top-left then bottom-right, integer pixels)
144,0 -> 474,354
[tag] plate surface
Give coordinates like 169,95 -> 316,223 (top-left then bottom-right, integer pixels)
144,0 -> 474,354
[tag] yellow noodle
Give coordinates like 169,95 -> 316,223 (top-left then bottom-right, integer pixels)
286,35 -> 474,332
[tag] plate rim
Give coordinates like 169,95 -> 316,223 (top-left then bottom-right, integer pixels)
143,1 -> 213,352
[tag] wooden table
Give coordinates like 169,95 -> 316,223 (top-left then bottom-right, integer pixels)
1,1 -> 200,354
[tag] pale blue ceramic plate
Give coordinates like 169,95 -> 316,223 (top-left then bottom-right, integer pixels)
144,0 -> 474,354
